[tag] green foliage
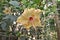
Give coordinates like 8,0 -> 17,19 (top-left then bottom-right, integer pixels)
32,0 -> 40,4
0,0 -> 57,40
58,0 -> 60,1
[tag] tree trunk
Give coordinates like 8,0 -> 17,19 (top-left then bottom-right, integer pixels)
54,14 -> 60,40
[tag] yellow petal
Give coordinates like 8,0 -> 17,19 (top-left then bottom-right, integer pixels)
22,8 -> 36,18
17,15 -> 28,24
32,18 -> 41,27
23,22 -> 32,30
33,9 -> 42,18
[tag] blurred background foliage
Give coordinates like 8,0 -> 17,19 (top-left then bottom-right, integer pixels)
0,0 -> 59,40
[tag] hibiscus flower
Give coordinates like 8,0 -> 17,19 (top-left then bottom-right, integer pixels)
17,8 -> 42,30
3,7 -> 11,14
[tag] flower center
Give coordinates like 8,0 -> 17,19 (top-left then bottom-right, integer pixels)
29,17 -> 33,21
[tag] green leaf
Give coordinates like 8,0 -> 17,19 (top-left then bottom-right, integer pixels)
0,13 -> 2,16
9,1 -> 19,7
58,0 -> 60,1
33,0 -> 40,4
49,19 -> 54,24
16,32 -> 21,37
7,0 -> 10,2
21,0 -> 27,4
51,5 -> 56,12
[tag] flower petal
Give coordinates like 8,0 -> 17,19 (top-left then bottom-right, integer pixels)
23,22 -> 32,30
22,8 -> 36,18
33,9 -> 42,18
17,15 -> 28,24
32,18 -> 41,27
